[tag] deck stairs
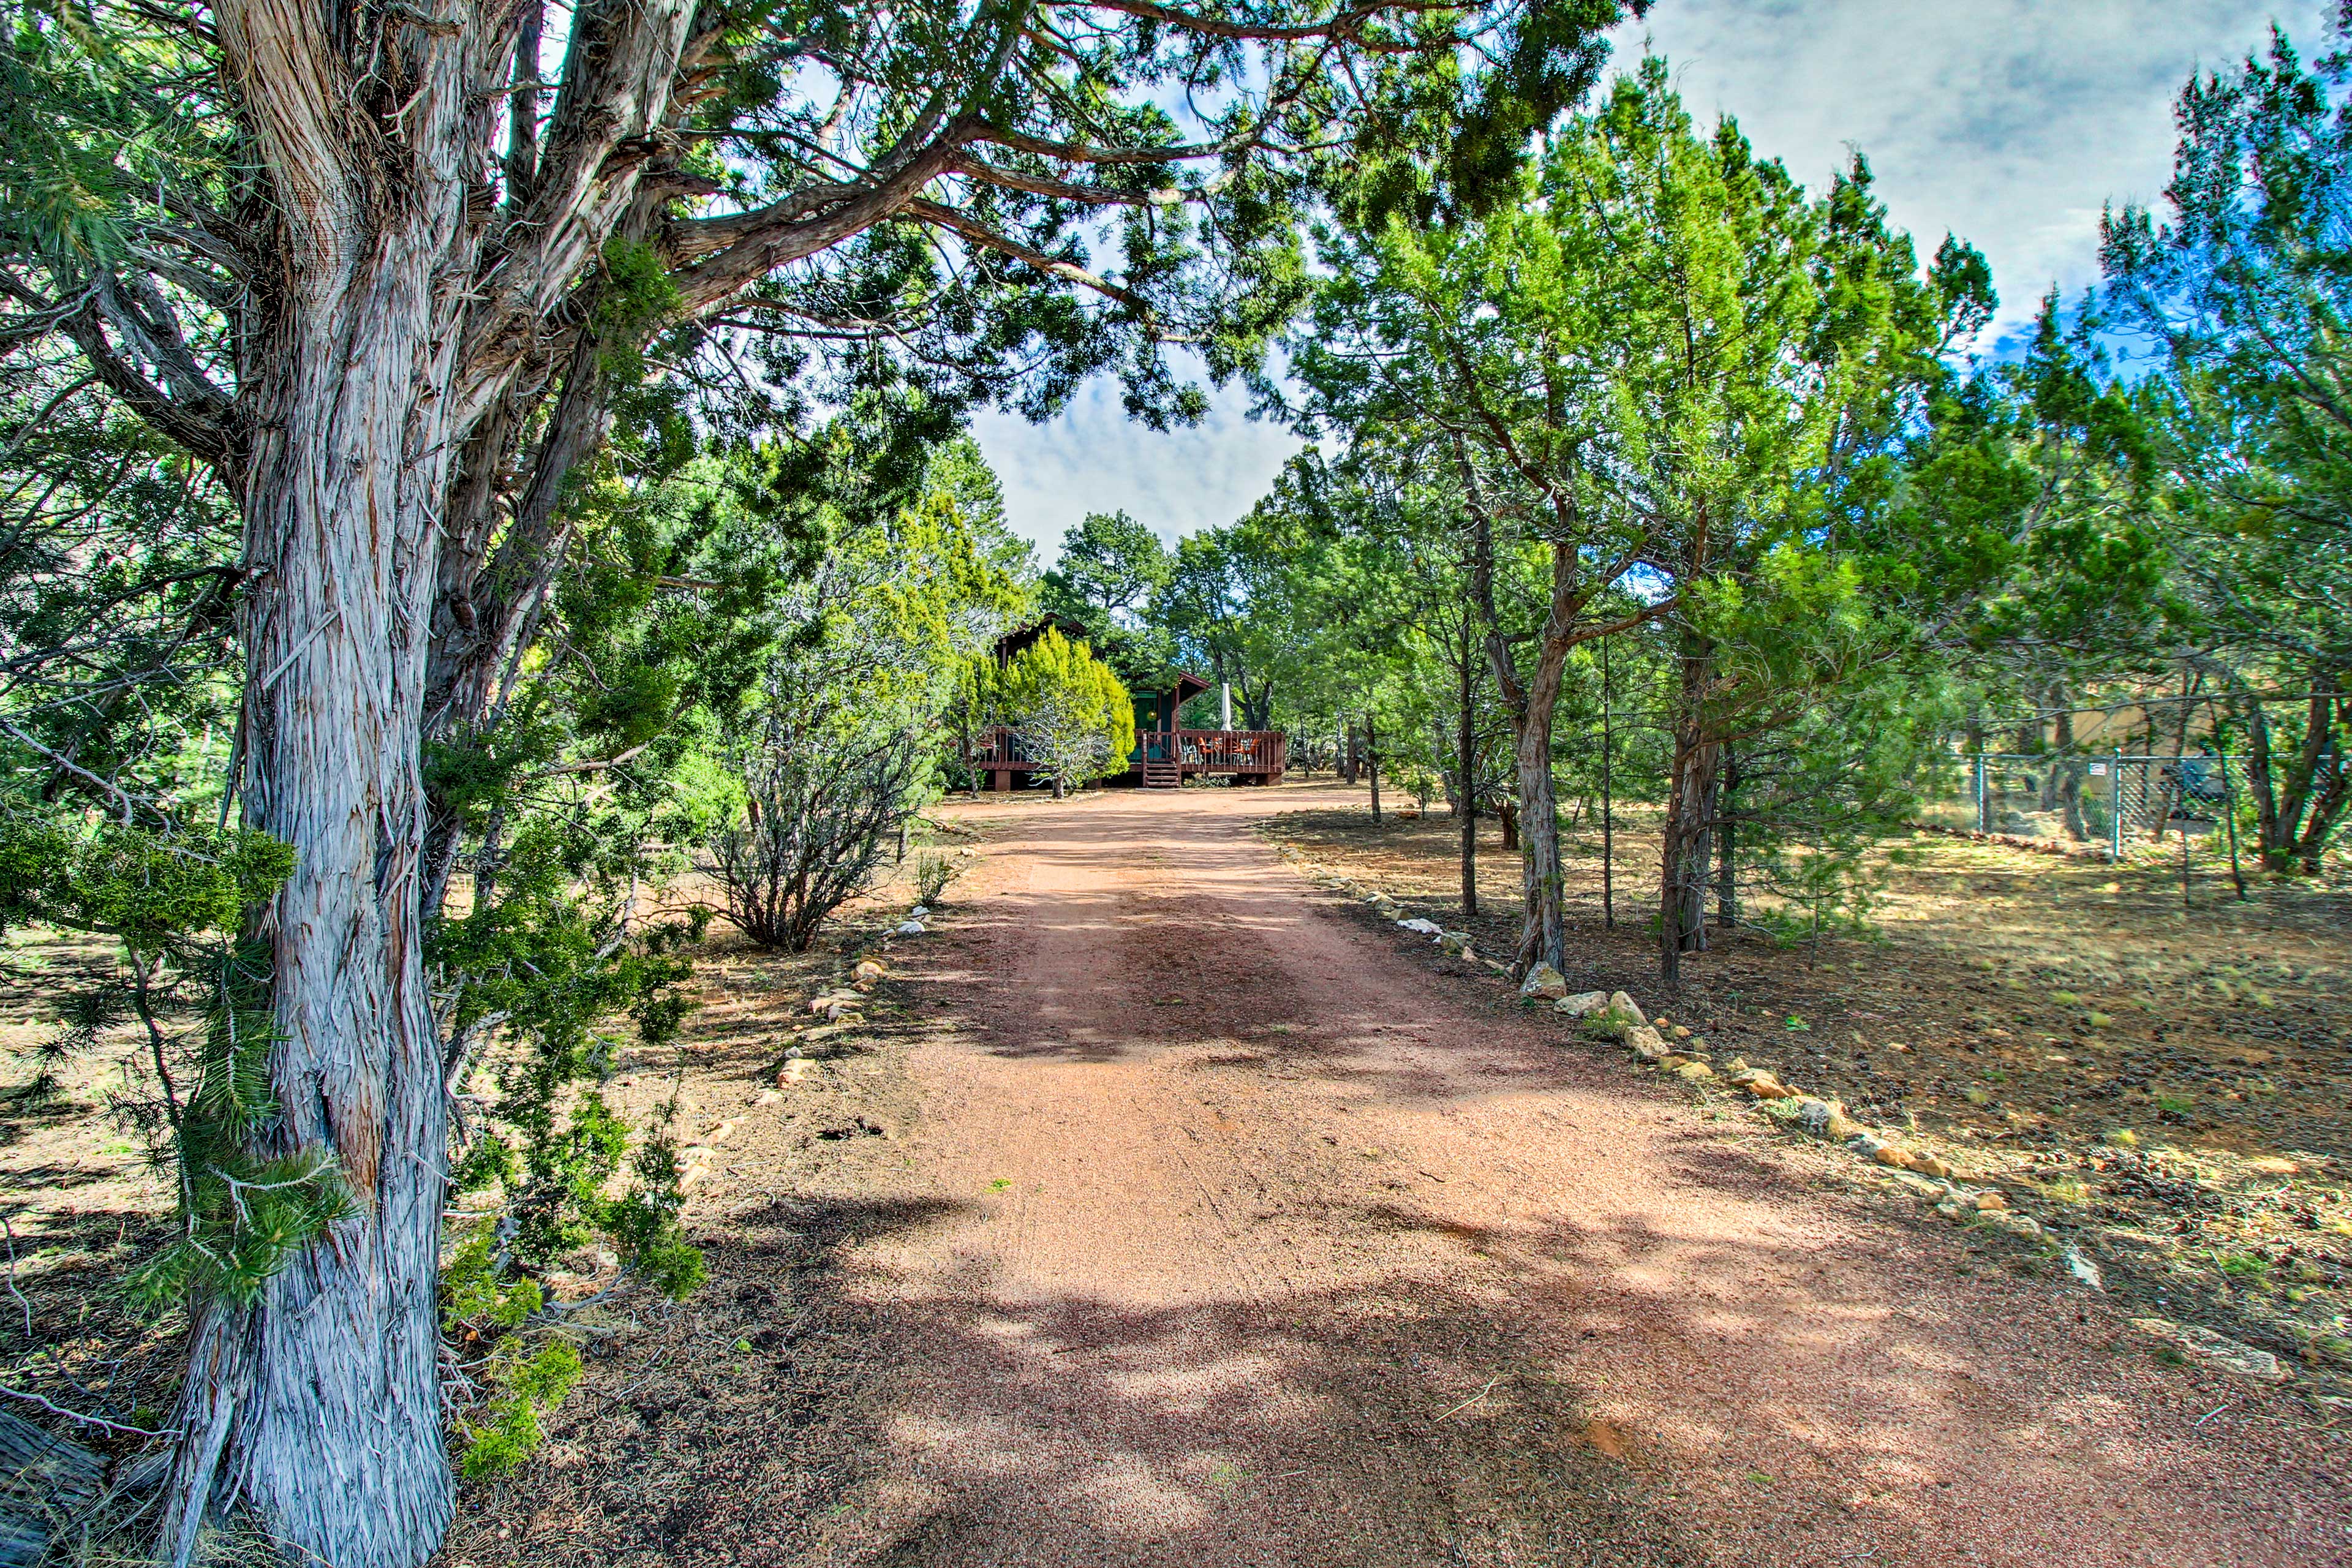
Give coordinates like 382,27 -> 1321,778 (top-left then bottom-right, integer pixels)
1141,760 -> 1182,789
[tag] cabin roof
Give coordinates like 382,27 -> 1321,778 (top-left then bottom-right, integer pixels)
990,614 -> 1091,665
1133,670 -> 1209,708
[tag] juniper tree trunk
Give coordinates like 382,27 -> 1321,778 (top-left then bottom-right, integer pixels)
162,6 -> 483,1562
1714,744 -> 1738,929
164,201 -> 461,1568
2245,695 -> 2285,870
1600,633 -> 1613,929
148,0 -> 713,1547
2052,704 -> 2087,840
1514,734 -> 1563,973
1679,766 -> 1716,948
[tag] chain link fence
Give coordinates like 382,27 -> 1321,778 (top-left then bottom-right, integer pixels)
1918,753 -> 2246,864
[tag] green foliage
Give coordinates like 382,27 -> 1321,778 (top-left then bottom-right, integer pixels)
442,1230 -> 546,1333
998,627 -> 1139,794
1042,512 -> 1177,687
1286,55 -> 1990,972
2099,26 -> 2352,872
0,818 -> 292,951
593,239 -> 686,383
1044,511 -> 1170,622
443,1124 -> 685,1479
710,423 -> 1026,946
457,1338 -> 584,1480
1153,499 -> 1330,734
0,814 -> 352,1312
911,851 -> 963,907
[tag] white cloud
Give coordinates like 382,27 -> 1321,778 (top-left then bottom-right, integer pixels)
978,2 -> 2337,559
968,373 -> 1303,555
1608,0 -> 2336,347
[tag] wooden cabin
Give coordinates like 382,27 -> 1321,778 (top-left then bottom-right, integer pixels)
973,619 -> 1286,790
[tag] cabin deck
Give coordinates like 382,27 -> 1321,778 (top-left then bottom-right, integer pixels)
975,725 -> 1287,789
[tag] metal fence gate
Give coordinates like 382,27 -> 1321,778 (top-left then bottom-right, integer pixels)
1920,753 -> 2244,862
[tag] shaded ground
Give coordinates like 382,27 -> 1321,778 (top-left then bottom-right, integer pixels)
0,928 -> 187,1460
445,780 -> 2345,1567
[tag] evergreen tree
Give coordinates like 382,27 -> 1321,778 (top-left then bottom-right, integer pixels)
999,628 -> 1139,797
2103,26 -> 2352,872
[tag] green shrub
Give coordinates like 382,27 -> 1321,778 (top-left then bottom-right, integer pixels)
912,850 -> 962,907
459,1339 -> 584,1479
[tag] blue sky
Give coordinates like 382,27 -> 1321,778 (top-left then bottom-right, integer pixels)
970,0 -> 2334,559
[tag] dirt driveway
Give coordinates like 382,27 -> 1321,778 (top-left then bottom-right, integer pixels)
448,783 -> 2348,1567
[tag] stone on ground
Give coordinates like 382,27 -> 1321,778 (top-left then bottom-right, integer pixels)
1788,1098 -> 1861,1140
2064,1245 -> 2104,1291
1520,963 -> 1569,1000
2132,1319 -> 2288,1382
1555,990 -> 1609,1017
1607,991 -> 1647,1028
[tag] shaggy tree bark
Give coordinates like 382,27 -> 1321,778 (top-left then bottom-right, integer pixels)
1464,488 -> 1651,979
152,5 -> 507,1559
2245,679 -> 2352,873
138,0 -> 701,1559
1474,522 -> 1578,978
1714,743 -> 1738,929
1659,631 -> 1721,990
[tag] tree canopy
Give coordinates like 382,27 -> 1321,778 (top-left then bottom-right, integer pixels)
17,9 -> 2352,1567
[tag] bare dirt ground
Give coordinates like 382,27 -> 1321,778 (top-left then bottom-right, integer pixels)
437,780 -> 2348,1568
1265,797 -> 2352,1396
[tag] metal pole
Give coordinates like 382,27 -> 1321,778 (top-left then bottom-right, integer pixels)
2223,753 -> 2247,901
1975,755 -> 1988,833
2110,752 -> 2123,862
1601,634 -> 1615,929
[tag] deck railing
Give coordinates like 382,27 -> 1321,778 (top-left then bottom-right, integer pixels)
1163,728 -> 1286,773
973,726 -> 1033,766
974,726 -> 1285,775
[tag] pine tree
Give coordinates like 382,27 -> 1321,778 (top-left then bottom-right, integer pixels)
1000,629 -> 1138,797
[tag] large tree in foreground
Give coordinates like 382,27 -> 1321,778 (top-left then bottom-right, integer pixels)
1,0 -> 1639,1561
